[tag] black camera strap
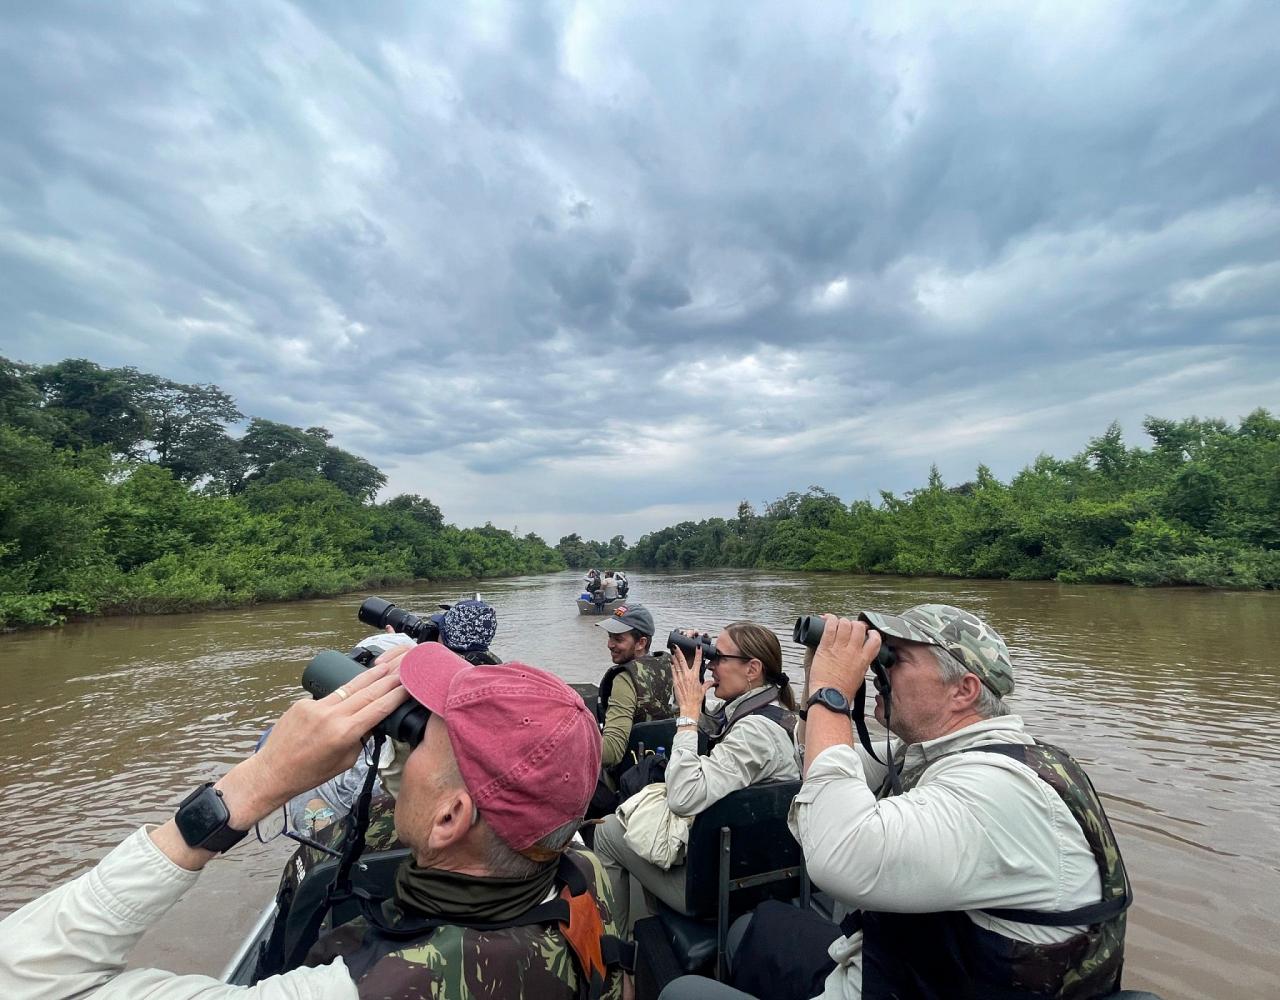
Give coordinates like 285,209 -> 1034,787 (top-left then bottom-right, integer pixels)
852,669 -> 902,796
282,733 -> 386,972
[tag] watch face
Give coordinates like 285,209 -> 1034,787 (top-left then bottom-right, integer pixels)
816,687 -> 849,713
175,785 -> 230,848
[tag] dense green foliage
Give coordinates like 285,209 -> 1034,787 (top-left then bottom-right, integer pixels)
0,357 -> 563,629
554,532 -> 627,569
627,413 -> 1280,589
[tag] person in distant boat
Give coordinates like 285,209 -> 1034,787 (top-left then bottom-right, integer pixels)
661,606 -> 1132,1000
600,570 -> 620,601
586,569 -> 602,596
0,646 -> 627,999
615,571 -> 629,598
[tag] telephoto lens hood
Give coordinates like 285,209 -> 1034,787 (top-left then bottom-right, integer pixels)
301,649 -> 430,747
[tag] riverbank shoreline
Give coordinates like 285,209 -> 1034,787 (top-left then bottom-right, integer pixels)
0,569 -> 546,634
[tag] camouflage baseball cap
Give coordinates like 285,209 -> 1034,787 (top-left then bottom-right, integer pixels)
859,604 -> 1014,696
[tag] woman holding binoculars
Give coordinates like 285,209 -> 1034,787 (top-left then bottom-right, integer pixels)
594,621 -> 800,934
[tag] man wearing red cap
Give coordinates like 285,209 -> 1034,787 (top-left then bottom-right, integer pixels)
0,646 -> 626,999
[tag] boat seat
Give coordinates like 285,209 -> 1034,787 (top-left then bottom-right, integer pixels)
641,780 -> 802,989
571,681 -> 600,718
274,847 -> 409,975
627,719 -> 710,759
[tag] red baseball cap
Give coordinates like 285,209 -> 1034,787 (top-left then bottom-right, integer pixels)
399,643 -> 602,851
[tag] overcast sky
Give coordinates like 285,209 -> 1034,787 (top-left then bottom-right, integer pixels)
2,2 -> 1277,543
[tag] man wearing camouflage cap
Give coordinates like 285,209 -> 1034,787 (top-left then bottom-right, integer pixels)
667,605 -> 1132,1000
783,606 -> 1132,1000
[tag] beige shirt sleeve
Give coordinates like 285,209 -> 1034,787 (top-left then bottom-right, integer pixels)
665,715 -> 799,818
0,826 -> 357,1000
600,672 -> 638,770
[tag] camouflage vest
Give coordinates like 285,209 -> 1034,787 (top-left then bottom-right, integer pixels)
306,847 -> 624,1000
597,651 -> 674,725
860,741 -> 1131,1000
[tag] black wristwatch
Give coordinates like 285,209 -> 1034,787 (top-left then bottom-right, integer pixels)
174,782 -> 250,853
800,686 -> 851,720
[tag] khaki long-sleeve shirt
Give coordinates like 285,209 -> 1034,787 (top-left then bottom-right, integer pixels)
0,826 -> 356,1000
665,685 -> 799,818
788,716 -> 1102,1000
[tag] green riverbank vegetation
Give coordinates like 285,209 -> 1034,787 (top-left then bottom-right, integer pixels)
622,412 -> 1280,589
0,357 -> 563,629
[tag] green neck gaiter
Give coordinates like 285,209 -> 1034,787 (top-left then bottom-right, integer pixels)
392,857 -> 560,926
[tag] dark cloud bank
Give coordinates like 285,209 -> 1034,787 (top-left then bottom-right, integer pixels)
2,1 -> 1277,541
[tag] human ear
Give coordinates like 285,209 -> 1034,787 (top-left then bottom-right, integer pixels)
954,673 -> 983,709
427,788 -> 476,851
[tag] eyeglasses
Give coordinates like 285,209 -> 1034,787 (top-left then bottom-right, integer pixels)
709,652 -> 753,664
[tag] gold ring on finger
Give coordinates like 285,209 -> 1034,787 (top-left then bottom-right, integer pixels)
335,687 -> 350,701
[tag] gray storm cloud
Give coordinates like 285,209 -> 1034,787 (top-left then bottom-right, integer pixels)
1,1 -> 1277,541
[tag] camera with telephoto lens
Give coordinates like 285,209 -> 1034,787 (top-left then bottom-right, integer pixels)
301,649 -> 430,747
793,614 -> 898,679
358,596 -> 441,643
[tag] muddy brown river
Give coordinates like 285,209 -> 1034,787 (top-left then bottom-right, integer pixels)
1,570 -> 1277,998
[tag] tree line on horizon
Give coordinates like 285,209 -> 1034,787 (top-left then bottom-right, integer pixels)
0,356 -> 563,628
3,355 -> 1276,630
608,412 -> 1280,589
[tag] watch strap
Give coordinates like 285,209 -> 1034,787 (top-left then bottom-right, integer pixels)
675,715 -> 699,728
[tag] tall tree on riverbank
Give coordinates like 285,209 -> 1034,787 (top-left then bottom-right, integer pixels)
0,356 -> 564,628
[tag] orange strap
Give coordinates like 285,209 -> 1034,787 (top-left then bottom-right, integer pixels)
558,885 -> 607,983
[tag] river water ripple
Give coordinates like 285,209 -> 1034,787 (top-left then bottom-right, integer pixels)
1,569 -> 1276,998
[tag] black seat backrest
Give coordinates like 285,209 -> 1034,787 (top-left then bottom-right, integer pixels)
628,718 -> 677,757
282,847 -> 410,965
682,780 -> 802,920
627,719 -> 710,759
570,681 -> 600,718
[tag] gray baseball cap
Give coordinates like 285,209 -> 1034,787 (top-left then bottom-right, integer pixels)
596,603 -> 655,637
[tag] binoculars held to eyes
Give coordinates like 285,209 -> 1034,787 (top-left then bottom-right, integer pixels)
666,629 -> 720,681
793,614 -> 898,681
666,629 -> 717,663
302,649 -> 430,747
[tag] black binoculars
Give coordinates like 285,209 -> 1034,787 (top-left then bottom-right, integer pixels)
358,596 -> 440,643
666,629 -> 717,663
793,613 -> 898,679
301,649 -> 430,747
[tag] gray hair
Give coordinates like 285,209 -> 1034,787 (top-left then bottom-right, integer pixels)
479,817 -> 582,879
931,646 -> 1009,719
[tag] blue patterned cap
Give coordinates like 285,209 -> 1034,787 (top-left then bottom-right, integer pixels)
434,599 -> 498,653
